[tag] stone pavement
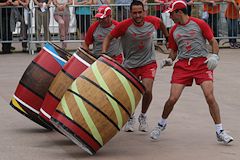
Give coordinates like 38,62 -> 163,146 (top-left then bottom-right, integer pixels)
0,48 -> 239,160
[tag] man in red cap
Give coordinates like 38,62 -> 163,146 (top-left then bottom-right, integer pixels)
83,6 -> 123,64
102,0 -> 169,132
150,0 -> 234,144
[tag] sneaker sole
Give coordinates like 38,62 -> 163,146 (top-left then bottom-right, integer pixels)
139,128 -> 148,132
150,136 -> 160,141
217,138 -> 233,144
124,130 -> 134,132
223,139 -> 233,144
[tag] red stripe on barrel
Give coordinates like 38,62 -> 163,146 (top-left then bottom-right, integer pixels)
15,83 -> 43,112
52,111 -> 101,152
33,49 -> 63,75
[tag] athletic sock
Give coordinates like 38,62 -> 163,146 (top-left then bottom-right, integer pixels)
215,123 -> 223,134
158,118 -> 167,127
140,112 -> 146,117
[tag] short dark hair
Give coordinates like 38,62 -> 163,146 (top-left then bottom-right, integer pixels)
130,0 -> 144,11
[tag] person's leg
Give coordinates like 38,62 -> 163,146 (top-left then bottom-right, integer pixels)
232,19 -> 238,47
161,83 -> 185,119
19,11 -> 28,51
116,6 -> 122,22
54,14 -> 65,41
150,83 -> 185,140
123,8 -> 129,20
124,63 -> 157,132
141,78 -> 154,114
200,80 -> 233,144
123,67 -> 138,132
35,9 -> 42,50
62,14 -> 70,49
200,81 -> 221,124
19,12 -> 26,39
226,18 -> 234,47
76,14 -> 80,39
212,13 -> 220,43
80,15 -> 86,40
80,15 -> 91,40
22,22 -> 28,50
208,13 -> 213,28
42,11 -> 51,41
136,78 -> 154,132
187,5 -> 192,16
156,10 -> 162,44
2,14 -> 12,54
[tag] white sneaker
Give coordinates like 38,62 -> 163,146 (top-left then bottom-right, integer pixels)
124,116 -> 135,132
216,130 -> 233,144
138,114 -> 148,132
150,124 -> 167,140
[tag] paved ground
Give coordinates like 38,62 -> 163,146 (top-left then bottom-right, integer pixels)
0,47 -> 239,160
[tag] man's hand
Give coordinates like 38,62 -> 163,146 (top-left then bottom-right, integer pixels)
160,58 -> 173,69
204,54 -> 220,70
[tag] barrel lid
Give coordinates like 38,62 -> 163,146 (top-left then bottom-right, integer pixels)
76,47 -> 97,62
47,41 -> 72,60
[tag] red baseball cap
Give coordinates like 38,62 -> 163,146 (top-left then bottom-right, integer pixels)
165,0 -> 187,13
95,6 -> 112,19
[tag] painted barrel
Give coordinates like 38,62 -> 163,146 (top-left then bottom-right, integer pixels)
39,48 -> 96,128
50,55 -> 145,155
10,42 -> 71,129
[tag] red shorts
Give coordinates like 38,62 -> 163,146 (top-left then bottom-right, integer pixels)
171,57 -> 213,86
127,62 -> 157,80
112,54 -> 123,64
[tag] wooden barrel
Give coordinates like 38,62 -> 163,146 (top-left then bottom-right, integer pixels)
51,55 -> 145,155
10,42 -> 71,129
39,48 -> 96,129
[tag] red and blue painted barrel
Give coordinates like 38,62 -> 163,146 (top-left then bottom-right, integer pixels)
10,42 -> 71,129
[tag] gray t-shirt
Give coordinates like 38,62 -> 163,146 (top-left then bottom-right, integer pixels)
85,20 -> 122,58
111,16 -> 161,68
169,17 -> 214,59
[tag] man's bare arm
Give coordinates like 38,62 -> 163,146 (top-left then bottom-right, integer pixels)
102,33 -> 114,53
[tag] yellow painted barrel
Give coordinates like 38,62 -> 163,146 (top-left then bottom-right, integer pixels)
51,55 -> 145,155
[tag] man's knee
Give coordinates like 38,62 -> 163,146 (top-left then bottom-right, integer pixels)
144,88 -> 152,97
59,21 -> 65,26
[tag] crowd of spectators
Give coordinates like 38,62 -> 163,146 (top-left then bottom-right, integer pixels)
0,0 -> 239,54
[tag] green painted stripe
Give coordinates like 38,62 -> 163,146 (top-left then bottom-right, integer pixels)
111,68 -> 136,114
71,81 -> 103,146
91,63 -> 123,128
61,95 -> 73,120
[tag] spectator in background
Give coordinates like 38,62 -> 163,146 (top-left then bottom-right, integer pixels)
0,0 -> 16,54
185,0 -> 193,16
53,0 -> 72,49
33,0 -> 52,52
74,0 -> 94,40
225,0 -> 240,48
154,0 -> 171,45
95,0 -> 110,4
202,0 -> 222,43
18,0 -> 29,52
115,0 -> 132,21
